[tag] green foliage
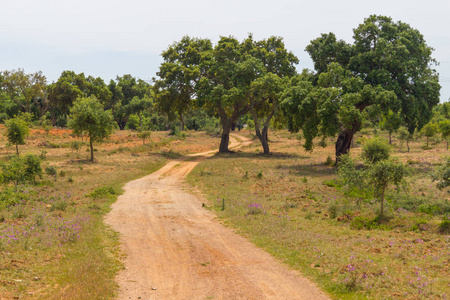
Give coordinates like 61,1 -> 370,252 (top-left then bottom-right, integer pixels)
125,115 -> 139,130
256,171 -> 263,179
68,96 -> 114,162
287,15 -> 440,159
40,117 -> 52,134
70,141 -> 82,153
337,154 -> 365,195
45,166 -> 57,181
47,70 -> 112,119
350,216 -> 389,230
88,186 -> 116,199
5,115 -> 29,154
337,152 -> 406,216
1,69 -> 47,116
0,187 -> 32,210
421,122 -> 438,147
397,126 -> 412,152
361,137 -> 390,164
439,215 -> 450,233
108,75 -> 152,130
137,130 -> 151,145
324,156 -> 334,166
0,154 -> 42,185
433,158 -> 450,190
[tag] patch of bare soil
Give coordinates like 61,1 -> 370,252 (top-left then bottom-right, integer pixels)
105,134 -> 329,300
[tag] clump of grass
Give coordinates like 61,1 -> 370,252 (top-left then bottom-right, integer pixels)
160,149 -> 182,159
438,215 -> 450,233
324,156 -> 335,166
88,186 -> 116,199
247,203 -> 264,215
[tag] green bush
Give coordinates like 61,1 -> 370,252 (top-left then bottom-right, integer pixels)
0,187 -> 32,210
88,186 -> 116,199
439,215 -> 450,233
0,154 -> 42,185
361,137 -> 390,164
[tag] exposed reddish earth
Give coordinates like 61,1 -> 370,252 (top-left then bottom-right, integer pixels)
105,134 -> 330,300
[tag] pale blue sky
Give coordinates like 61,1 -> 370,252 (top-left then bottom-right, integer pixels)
1,0 -> 449,101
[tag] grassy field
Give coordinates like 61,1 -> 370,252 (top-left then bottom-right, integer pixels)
2,125 -> 449,299
187,130 -> 450,299
0,127 -> 218,299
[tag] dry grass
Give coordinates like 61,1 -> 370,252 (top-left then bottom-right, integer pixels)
0,128 -> 219,299
187,130 -> 450,299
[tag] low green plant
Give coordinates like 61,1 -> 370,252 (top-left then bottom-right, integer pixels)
361,137 -> 391,164
0,154 -> 42,185
438,215 -> 450,233
256,171 -> 263,179
45,166 -> 57,180
88,186 -> 116,199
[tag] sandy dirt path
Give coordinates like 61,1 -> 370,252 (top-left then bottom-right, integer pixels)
105,134 -> 330,300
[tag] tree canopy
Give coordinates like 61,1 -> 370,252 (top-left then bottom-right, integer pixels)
68,96 -> 114,162
284,15 -> 440,159
156,34 -> 298,152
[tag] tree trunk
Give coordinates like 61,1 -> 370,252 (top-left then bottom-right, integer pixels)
407,139 -> 410,152
15,143 -> 19,155
335,129 -> 354,163
89,138 -> 94,162
118,121 -> 126,130
179,118 -> 184,132
426,136 -> 429,147
380,188 -> 385,217
255,126 -> 270,154
219,121 -> 232,153
389,132 -> 392,145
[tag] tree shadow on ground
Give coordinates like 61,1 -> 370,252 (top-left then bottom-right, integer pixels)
276,162 -> 336,178
208,151 -> 310,161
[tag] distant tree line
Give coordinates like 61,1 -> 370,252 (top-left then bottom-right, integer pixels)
0,15 -> 442,160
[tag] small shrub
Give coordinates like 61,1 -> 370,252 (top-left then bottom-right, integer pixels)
324,156 -> 334,166
68,177 -> 74,183
70,141 -> 82,153
39,150 -> 47,160
350,216 -> 389,230
247,203 -> 264,215
361,137 -> 390,164
88,186 -> 116,199
45,166 -> 57,177
50,199 -> 68,212
59,170 -> 66,177
256,171 -> 263,179
438,215 -> 450,233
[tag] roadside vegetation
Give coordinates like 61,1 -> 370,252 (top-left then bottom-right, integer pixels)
187,130 -> 450,299
0,126 -> 217,299
0,13 -> 448,300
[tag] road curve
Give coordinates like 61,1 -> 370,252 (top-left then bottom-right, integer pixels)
105,134 -> 330,300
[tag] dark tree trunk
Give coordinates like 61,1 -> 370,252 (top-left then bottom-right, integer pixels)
380,188 -> 386,216
255,126 -> 270,154
406,139 -> 410,152
219,121 -> 232,153
118,121 -> 126,130
179,115 -> 184,132
335,129 -> 354,163
89,138 -> 94,162
389,132 -> 392,145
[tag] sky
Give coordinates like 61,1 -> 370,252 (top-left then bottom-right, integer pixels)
1,0 -> 449,101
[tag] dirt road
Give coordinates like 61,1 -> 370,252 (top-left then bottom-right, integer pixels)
105,135 -> 330,300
